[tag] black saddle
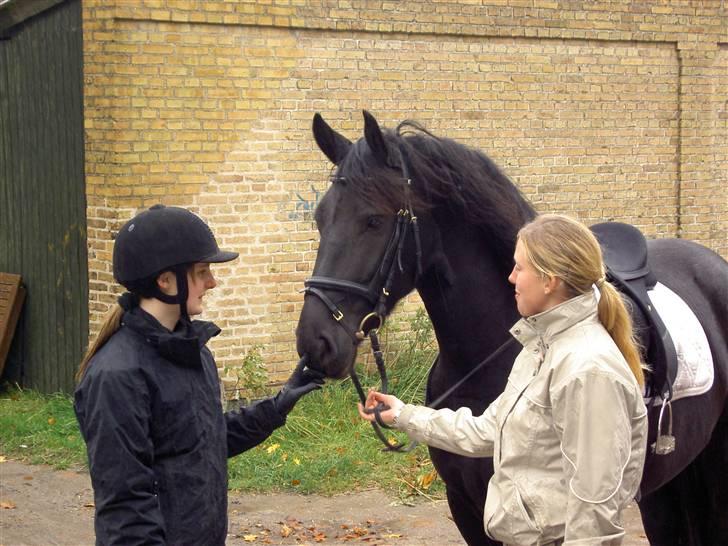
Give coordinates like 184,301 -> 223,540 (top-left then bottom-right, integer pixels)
590,222 -> 677,400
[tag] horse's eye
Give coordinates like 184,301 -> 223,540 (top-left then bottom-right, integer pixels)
366,216 -> 383,230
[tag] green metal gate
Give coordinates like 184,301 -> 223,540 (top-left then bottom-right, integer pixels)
0,0 -> 87,393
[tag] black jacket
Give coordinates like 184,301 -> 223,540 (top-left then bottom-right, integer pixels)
74,307 -> 286,545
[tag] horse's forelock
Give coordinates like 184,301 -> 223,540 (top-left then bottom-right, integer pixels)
332,136 -> 414,214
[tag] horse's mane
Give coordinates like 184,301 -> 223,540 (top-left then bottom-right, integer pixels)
335,120 -> 537,274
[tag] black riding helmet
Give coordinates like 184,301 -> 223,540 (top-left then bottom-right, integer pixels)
113,204 -> 238,319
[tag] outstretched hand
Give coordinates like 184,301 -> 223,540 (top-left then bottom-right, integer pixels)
357,390 -> 404,426
273,355 -> 326,416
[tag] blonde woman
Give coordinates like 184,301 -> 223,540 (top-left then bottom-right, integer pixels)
75,205 -> 324,546
360,214 -> 648,546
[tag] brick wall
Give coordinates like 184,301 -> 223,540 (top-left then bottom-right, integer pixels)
83,1 -> 727,392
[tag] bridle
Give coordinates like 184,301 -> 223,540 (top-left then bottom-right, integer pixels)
304,209 -> 423,450
303,186 -> 519,453
303,145 -> 424,451
302,143 -> 521,453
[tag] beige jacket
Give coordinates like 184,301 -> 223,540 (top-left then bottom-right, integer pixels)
396,293 -> 648,546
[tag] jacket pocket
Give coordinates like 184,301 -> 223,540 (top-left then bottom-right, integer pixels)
514,486 -> 541,533
485,481 -> 542,545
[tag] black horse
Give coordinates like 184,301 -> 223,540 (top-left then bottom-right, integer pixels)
295,111 -> 728,546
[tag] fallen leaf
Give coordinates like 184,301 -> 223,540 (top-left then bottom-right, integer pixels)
382,534 -> 403,538
293,457 -> 300,465
84,502 -> 95,508
0,500 -> 17,509
47,417 -> 56,425
291,479 -> 300,486
266,443 -> 280,454
0,456 -> 6,463
22,476 -> 33,481
280,524 -> 292,538
243,534 -> 257,542
313,531 -> 326,542
416,469 -> 438,490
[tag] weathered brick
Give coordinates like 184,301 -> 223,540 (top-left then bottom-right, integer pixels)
83,0 -> 726,398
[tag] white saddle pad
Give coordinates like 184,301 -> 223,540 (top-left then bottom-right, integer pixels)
646,282 -> 714,403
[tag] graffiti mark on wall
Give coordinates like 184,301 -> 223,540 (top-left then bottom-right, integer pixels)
288,185 -> 322,221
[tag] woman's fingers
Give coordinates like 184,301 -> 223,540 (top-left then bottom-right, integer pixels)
358,391 -> 403,426
366,390 -> 393,407
357,402 -> 374,421
364,389 -> 383,407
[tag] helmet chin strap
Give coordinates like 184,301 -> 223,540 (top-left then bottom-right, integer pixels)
151,264 -> 190,323
175,265 -> 190,322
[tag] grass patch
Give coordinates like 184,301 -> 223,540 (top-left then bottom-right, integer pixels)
0,310 -> 444,500
227,379 -> 442,499
0,389 -> 87,469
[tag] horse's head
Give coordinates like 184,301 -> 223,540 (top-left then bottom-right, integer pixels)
296,111 -> 437,378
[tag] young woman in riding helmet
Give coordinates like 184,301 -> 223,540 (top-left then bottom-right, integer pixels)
74,205 -> 324,546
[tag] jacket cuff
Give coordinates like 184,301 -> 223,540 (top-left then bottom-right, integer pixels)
393,403 -> 417,430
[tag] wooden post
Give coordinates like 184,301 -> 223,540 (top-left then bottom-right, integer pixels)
0,273 -> 26,375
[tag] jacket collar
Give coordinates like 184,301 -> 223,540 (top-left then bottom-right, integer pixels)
121,306 -> 221,368
510,292 -> 598,348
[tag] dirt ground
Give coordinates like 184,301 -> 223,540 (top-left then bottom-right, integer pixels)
0,459 -> 649,546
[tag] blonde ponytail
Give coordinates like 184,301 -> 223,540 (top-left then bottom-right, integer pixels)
597,282 -> 645,387
75,304 -> 124,382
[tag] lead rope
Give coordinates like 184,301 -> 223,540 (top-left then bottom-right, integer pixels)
351,329 -> 415,452
354,334 -> 519,453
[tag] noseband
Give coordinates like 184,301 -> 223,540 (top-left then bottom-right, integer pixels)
303,147 -> 424,451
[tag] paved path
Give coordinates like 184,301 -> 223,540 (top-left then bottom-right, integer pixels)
0,459 -> 649,545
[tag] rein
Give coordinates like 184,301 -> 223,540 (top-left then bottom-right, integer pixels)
354,332 -> 518,452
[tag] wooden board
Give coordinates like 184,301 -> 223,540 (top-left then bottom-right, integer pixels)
0,273 -> 26,375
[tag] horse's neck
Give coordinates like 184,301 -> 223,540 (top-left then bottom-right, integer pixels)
417,223 -> 519,373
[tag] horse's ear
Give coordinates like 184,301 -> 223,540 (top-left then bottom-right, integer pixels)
362,110 -> 391,167
313,113 -> 352,165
